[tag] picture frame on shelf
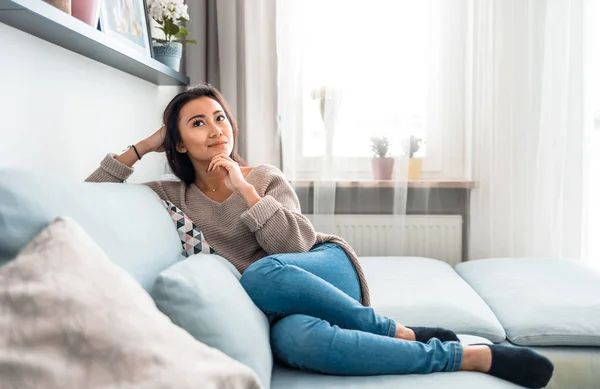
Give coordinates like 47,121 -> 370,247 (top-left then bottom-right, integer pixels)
98,0 -> 154,57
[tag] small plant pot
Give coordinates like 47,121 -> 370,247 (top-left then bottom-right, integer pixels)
44,0 -> 71,14
408,157 -> 422,180
72,0 -> 101,27
372,157 -> 394,180
153,42 -> 183,71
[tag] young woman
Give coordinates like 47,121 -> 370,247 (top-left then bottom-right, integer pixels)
86,84 -> 553,389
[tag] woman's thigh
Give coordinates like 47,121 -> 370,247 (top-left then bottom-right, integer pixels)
266,243 -> 361,302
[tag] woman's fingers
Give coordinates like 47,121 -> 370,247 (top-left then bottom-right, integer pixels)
207,156 -> 224,172
207,153 -> 235,172
209,158 -> 231,172
210,160 -> 234,173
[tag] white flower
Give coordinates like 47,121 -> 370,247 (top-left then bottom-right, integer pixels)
148,0 -> 190,22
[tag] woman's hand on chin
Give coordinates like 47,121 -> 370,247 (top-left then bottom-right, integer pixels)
207,154 -> 261,207
207,153 -> 249,193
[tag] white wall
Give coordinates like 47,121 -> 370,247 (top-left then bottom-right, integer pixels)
0,24 -> 181,183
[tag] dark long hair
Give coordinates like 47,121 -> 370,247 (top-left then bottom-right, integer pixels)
162,83 -> 245,186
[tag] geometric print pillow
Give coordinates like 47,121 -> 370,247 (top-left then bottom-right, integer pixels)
161,200 -> 215,257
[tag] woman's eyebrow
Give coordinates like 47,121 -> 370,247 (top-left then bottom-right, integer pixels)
187,110 -> 223,123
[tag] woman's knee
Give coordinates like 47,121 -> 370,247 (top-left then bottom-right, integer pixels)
270,314 -> 329,371
240,256 -> 284,300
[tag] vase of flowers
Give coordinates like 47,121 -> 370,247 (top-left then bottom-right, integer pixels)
370,136 -> 394,180
148,0 -> 197,71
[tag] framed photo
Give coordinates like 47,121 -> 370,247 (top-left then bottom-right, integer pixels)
99,0 -> 154,57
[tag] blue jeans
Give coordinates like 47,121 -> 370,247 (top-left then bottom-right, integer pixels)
240,243 -> 463,376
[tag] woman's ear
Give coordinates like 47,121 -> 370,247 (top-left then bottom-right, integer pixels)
176,142 -> 187,153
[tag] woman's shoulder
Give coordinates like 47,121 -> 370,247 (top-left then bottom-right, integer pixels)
143,178 -> 187,201
148,177 -> 187,189
247,164 -> 287,183
248,164 -> 283,177
246,164 -> 289,192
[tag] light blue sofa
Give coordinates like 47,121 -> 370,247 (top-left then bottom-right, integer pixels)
1,169 -> 599,389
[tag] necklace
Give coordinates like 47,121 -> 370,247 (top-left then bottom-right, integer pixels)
202,182 -> 221,192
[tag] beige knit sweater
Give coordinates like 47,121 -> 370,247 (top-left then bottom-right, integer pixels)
86,154 -> 371,306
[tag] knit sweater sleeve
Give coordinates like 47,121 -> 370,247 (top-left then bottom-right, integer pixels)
84,153 -> 170,200
240,166 -> 317,254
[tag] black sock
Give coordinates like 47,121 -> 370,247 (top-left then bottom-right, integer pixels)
407,326 -> 460,343
475,344 -> 554,389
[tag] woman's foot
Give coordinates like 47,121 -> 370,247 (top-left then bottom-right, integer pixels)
394,323 -> 459,343
461,344 -> 554,389
408,326 -> 460,343
394,324 -> 417,341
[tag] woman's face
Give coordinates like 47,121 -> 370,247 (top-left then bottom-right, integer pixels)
176,97 -> 234,162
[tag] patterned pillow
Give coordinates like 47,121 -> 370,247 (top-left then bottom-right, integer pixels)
162,200 -> 215,257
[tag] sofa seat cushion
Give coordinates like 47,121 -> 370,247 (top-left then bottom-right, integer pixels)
151,254 -> 272,389
0,170 -> 182,292
271,365 -> 520,389
456,258 -> 600,346
361,257 -> 506,342
500,341 -> 600,389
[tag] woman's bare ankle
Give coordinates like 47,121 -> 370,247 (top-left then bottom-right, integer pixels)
394,323 -> 416,341
460,345 -> 492,372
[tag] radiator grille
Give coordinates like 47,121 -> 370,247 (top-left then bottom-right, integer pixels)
307,215 -> 463,266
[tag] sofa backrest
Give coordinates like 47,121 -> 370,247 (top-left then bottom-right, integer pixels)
0,170 -> 182,292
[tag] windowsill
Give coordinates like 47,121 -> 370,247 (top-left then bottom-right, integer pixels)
291,180 -> 476,189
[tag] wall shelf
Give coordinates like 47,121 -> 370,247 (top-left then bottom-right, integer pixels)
0,0 -> 189,86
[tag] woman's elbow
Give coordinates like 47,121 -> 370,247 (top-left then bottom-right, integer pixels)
265,234 -> 315,254
293,232 -> 317,252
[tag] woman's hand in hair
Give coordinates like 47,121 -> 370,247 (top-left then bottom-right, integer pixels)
114,126 -> 164,167
141,126 -> 166,154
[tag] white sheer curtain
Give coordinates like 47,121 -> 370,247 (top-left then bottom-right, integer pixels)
583,0 -> 600,270
468,0 -> 598,266
276,0 -> 599,266
276,0 -> 467,247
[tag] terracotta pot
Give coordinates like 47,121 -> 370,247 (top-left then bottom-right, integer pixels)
408,157 -> 423,180
372,158 -> 394,180
72,0 -> 102,27
44,0 -> 71,14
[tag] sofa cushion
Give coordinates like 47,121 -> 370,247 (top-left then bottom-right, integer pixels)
501,341 -> 600,389
0,170 -> 182,291
456,258 -> 600,346
151,254 -> 272,389
271,364 -> 521,389
0,217 -> 260,389
361,257 -> 506,342
458,334 -> 493,345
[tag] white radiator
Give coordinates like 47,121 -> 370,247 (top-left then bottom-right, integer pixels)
307,214 -> 463,266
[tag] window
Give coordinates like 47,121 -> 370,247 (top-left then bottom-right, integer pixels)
300,1 -> 430,158
277,0 -> 466,180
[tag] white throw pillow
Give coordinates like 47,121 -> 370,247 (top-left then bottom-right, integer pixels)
0,217 -> 261,389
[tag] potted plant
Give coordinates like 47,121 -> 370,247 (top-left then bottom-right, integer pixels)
408,135 -> 423,180
71,0 -> 101,27
370,136 -> 394,180
44,0 -> 71,14
148,0 -> 197,71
